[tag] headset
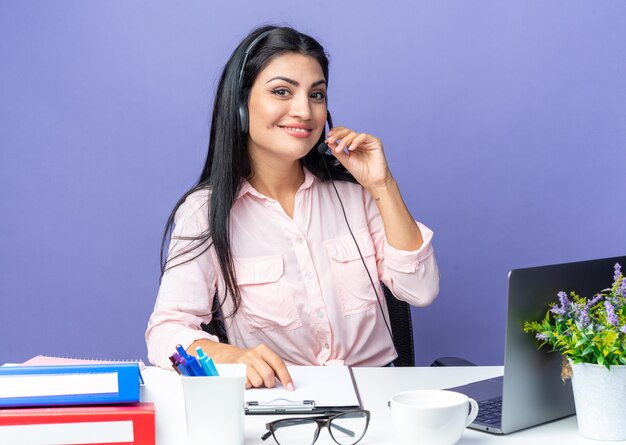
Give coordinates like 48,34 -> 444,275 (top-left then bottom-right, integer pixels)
237,30 -> 274,134
237,29 -> 396,349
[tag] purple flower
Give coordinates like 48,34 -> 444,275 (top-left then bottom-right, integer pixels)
578,306 -> 590,327
586,293 -> 604,308
614,263 -> 622,284
621,325 -> 626,334
550,291 -> 570,316
551,305 -> 565,315
604,300 -> 619,326
536,333 -> 548,341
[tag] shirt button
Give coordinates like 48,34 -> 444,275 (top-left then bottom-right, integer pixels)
316,310 -> 324,319
296,237 -> 304,244
305,272 -> 313,279
323,343 -> 330,349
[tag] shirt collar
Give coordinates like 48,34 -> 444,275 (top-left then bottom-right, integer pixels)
236,167 -> 317,201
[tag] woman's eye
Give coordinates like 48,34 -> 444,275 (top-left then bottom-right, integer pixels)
311,91 -> 326,101
272,89 -> 290,97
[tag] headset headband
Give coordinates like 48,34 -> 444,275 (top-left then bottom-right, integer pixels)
237,30 -> 274,88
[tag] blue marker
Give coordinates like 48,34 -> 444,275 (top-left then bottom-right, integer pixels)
196,346 -> 220,377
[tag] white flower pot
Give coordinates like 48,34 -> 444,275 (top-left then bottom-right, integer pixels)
570,361 -> 626,441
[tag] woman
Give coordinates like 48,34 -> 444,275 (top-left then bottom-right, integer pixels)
146,25 -> 439,390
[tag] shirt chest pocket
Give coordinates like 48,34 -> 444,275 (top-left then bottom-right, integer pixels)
324,230 -> 380,316
234,255 -> 302,333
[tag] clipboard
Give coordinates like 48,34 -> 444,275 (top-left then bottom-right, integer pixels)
244,366 -> 362,415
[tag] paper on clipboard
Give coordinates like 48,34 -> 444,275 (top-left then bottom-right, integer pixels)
245,366 -> 360,414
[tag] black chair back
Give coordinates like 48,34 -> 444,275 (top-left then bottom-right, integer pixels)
381,283 -> 415,367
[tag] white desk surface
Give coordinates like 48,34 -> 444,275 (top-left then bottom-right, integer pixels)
140,366 -> 625,445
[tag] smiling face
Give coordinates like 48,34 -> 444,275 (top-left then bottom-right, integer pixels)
246,52 -> 327,166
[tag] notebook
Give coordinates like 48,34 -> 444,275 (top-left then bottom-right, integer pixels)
447,255 -> 626,434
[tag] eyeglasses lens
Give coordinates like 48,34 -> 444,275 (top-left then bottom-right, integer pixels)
272,418 -> 319,445
329,411 -> 369,445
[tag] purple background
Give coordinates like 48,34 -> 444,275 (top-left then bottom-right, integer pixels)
1,1 -> 625,366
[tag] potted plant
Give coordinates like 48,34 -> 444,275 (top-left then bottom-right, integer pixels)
523,263 -> 626,441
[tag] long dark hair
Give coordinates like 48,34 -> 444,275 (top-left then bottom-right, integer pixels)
160,25 -> 354,318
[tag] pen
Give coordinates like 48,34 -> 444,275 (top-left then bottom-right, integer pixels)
172,352 -> 183,363
178,357 -> 194,376
171,352 -> 190,374
176,344 -> 192,360
175,357 -> 191,376
174,344 -> 201,375
169,356 -> 182,375
196,346 -> 220,377
185,355 -> 208,376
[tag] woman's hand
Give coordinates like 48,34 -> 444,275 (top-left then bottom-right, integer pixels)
325,126 -> 392,189
325,125 -> 424,252
189,340 -> 294,390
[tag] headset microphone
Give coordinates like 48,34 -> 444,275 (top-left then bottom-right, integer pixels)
317,111 -> 334,154
317,141 -> 328,155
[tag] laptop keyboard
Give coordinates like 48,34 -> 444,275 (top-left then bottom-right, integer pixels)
476,397 -> 502,426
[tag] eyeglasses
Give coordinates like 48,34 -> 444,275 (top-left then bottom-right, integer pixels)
261,409 -> 371,445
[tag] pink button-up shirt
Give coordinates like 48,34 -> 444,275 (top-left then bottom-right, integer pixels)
146,168 -> 439,369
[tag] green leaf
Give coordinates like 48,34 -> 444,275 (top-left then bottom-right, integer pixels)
581,345 -> 595,356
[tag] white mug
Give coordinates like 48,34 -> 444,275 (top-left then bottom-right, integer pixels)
390,389 -> 478,445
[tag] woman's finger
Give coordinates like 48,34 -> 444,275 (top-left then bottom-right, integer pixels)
262,351 -> 294,391
246,365 -> 265,388
335,131 -> 358,154
348,133 -> 370,151
249,356 -> 281,388
326,126 -> 350,143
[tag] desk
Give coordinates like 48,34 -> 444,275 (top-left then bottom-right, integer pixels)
140,366 -> 624,445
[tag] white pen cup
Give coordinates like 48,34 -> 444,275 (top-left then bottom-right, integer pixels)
180,364 -> 246,445
390,389 -> 478,445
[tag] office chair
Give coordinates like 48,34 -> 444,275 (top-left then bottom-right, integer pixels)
201,282 -> 416,367
430,356 -> 477,367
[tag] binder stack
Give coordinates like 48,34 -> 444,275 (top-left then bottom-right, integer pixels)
0,363 -> 155,445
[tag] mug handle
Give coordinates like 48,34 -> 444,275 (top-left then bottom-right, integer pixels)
465,398 -> 479,427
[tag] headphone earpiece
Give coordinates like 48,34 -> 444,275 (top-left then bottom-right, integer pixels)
238,104 -> 249,134
237,30 -> 274,135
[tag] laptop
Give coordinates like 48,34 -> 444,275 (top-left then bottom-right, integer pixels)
448,255 -> 626,434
